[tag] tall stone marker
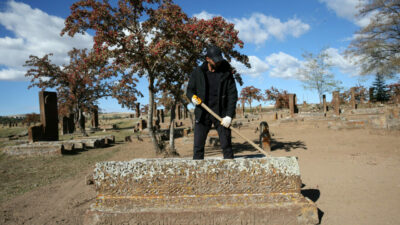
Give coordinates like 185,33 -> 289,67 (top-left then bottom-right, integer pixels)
350,87 -> 357,109
62,113 -> 75,135
91,106 -> 99,129
160,109 -> 164,123
323,94 -> 327,116
288,94 -> 298,117
332,91 -> 340,116
135,103 -> 140,118
39,91 -> 59,141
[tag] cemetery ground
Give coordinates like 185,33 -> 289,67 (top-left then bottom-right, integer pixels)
1,107 -> 400,224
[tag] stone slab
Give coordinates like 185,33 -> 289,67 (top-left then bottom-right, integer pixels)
87,157 -> 318,224
86,198 -> 318,225
3,142 -> 63,157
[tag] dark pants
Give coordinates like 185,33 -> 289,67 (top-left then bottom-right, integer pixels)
193,113 -> 234,159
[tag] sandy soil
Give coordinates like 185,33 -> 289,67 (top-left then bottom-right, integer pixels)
1,118 -> 400,225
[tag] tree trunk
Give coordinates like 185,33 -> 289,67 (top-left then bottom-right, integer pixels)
148,76 -> 161,154
168,103 -> 178,156
76,107 -> 87,136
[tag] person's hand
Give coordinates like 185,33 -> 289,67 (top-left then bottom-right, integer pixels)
221,116 -> 232,128
192,95 -> 202,105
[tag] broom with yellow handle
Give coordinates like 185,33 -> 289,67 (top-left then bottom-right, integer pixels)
192,95 -> 271,157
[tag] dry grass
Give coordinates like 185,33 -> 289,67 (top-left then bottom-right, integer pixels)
0,145 -> 121,204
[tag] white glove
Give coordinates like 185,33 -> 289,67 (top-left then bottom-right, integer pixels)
221,116 -> 232,128
191,95 -> 201,105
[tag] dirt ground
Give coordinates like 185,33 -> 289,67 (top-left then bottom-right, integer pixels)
1,118 -> 400,225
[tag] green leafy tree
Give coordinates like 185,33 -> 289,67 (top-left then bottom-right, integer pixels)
297,50 -> 342,104
372,73 -> 389,102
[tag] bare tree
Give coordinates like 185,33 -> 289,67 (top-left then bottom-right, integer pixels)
347,0 -> 400,77
297,50 -> 342,104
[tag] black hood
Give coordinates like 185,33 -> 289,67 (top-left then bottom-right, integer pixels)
200,60 -> 232,80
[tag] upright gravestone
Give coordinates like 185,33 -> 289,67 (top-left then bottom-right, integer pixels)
160,109 -> 164,123
135,103 -> 141,118
62,116 -> 69,135
288,94 -> 297,117
61,113 -> 75,134
332,91 -> 340,116
323,94 -> 327,116
39,91 -> 59,141
138,119 -> 147,131
350,87 -> 357,109
91,106 -> 99,129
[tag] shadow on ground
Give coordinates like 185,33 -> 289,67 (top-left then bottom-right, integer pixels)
61,143 -> 117,155
301,183 -> 324,224
204,138 -> 307,157
271,138 -> 307,152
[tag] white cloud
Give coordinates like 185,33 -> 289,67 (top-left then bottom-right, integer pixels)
231,56 -> 269,77
234,48 -> 363,80
193,11 -> 220,20
193,11 -> 310,46
0,68 -> 26,81
0,0 -> 93,81
319,0 -> 377,27
323,47 -> 362,76
233,13 -> 310,45
265,52 -> 304,80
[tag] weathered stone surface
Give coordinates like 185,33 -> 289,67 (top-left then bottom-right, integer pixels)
93,157 -> 300,198
88,157 -> 318,224
3,142 -> 63,156
86,198 -> 317,225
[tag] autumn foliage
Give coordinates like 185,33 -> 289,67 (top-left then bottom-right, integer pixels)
240,86 -> 262,111
264,86 -> 290,109
61,0 -> 250,153
24,48 -> 119,134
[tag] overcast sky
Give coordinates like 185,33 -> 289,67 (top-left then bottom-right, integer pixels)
0,0 -> 387,115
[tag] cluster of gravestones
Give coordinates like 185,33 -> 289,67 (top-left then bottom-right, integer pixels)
5,122 -> 19,127
236,88 -> 384,120
131,103 -> 189,132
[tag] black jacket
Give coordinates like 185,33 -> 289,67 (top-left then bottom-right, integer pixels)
186,60 -> 238,122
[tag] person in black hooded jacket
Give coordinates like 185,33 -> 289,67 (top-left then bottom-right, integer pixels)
186,45 -> 238,159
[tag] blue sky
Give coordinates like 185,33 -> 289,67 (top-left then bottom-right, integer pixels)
0,0 -> 393,115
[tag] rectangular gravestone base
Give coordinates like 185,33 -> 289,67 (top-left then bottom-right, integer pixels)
86,158 -> 318,225
85,198 -> 318,225
3,142 -> 63,157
